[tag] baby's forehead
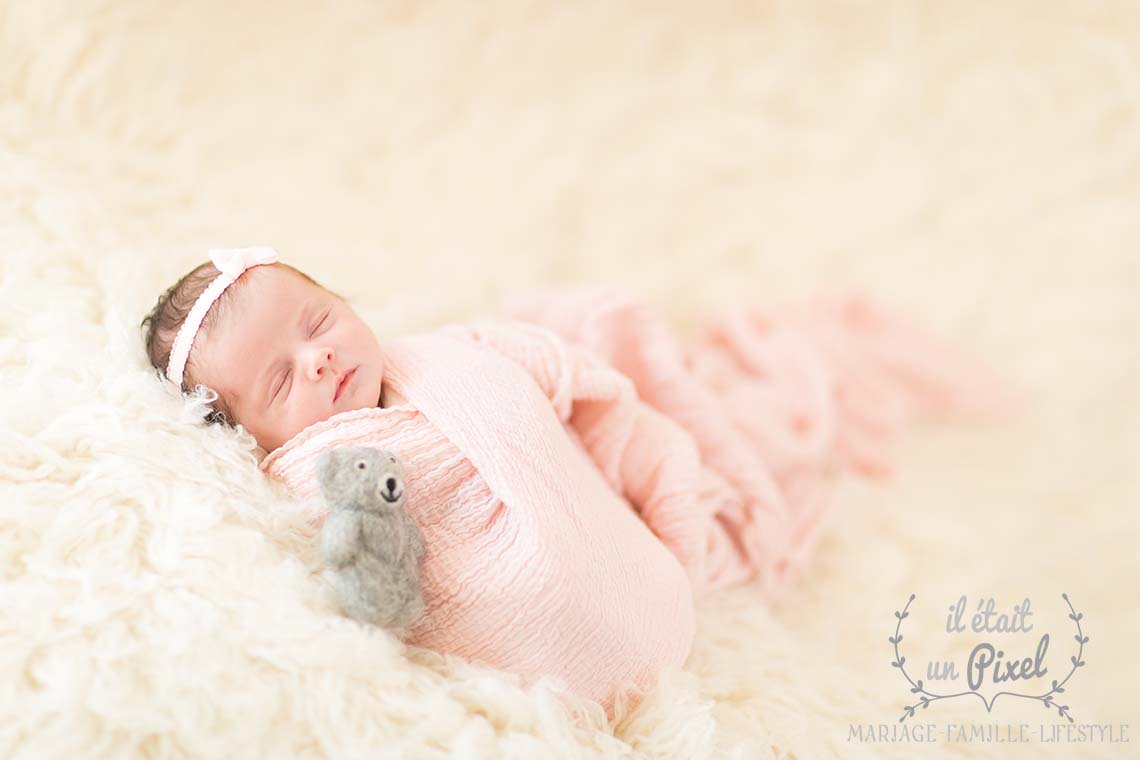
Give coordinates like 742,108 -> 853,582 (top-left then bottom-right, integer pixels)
243,263 -> 321,299
224,265 -> 327,320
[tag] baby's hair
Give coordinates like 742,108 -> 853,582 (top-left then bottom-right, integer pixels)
140,260 -> 339,430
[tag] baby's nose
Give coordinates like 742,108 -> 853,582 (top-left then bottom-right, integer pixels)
307,348 -> 335,381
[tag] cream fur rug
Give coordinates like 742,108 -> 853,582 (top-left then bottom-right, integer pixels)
2,1 -> 1136,757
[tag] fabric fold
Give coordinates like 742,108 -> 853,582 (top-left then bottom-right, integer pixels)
499,285 -> 1016,596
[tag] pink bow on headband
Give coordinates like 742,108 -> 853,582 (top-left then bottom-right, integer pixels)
208,246 -> 279,276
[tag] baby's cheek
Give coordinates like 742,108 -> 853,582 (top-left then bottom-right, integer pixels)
278,409 -> 317,446
299,405 -> 329,429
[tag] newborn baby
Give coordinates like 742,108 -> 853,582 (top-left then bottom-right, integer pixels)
141,248 -> 703,718
141,247 -> 1011,719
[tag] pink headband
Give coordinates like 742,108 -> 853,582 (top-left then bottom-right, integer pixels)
165,247 -> 280,389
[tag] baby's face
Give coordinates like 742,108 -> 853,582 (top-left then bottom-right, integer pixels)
192,265 -> 385,453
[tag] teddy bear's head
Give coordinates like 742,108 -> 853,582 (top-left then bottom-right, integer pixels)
315,446 -> 407,512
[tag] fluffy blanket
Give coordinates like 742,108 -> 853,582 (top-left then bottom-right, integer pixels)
2,1 -> 1136,758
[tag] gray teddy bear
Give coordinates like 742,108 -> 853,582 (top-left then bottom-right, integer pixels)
316,446 -> 426,630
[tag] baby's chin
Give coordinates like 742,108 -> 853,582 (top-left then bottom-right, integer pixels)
342,373 -> 384,412
341,398 -> 376,414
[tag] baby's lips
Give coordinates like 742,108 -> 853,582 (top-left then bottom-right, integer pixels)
333,367 -> 355,401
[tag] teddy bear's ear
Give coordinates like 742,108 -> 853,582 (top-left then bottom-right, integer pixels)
315,449 -> 342,483
373,448 -> 398,465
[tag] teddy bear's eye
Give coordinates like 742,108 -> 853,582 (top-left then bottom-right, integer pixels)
388,457 -> 396,463
356,461 -> 367,470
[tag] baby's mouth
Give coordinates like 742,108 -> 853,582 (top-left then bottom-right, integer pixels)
334,367 -> 356,401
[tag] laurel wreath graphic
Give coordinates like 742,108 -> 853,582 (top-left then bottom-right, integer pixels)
891,592 -> 1087,723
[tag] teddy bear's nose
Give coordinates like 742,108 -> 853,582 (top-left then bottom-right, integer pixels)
386,477 -> 397,493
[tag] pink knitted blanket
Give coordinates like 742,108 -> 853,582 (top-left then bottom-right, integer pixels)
259,286 -> 1013,718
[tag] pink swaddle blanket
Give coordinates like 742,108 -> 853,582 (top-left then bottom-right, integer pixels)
259,286 -> 1013,717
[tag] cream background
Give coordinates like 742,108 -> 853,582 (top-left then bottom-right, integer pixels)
1,1 -> 1137,757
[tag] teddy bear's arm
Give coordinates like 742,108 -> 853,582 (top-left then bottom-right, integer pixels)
408,517 -> 426,563
321,511 -> 362,569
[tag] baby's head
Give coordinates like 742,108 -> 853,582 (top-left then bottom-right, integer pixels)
141,250 -> 385,454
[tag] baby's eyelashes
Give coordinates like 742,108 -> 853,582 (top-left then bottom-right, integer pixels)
310,310 -> 331,337
272,368 -> 291,402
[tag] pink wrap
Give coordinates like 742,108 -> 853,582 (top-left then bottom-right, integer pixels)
259,286 -> 1012,718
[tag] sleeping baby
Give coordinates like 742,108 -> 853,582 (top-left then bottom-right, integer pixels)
141,247 -> 1013,719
